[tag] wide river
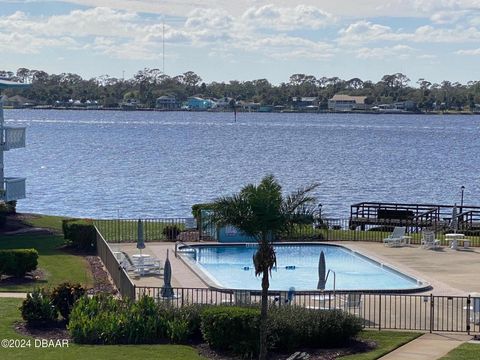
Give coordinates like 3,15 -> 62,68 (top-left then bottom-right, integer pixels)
4,109 -> 480,219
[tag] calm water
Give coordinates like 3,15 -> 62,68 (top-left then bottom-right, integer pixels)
185,244 -> 422,291
4,109 -> 480,218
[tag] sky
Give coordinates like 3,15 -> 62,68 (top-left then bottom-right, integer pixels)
0,0 -> 480,85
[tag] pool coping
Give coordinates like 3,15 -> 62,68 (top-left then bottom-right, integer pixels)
176,242 -> 432,294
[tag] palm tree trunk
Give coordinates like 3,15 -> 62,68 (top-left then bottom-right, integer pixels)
259,269 -> 269,360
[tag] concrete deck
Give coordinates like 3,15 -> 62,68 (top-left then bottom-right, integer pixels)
115,241 -> 480,295
378,333 -> 473,360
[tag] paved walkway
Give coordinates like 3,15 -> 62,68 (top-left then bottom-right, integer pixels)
0,292 -> 28,298
379,333 -> 473,360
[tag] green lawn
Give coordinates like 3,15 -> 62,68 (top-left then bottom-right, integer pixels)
0,298 -> 205,360
440,343 -> 480,360
339,330 -> 423,360
22,214 -> 67,233
94,219 -> 185,242
0,233 -> 93,292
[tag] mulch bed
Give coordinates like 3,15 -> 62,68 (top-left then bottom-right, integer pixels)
14,321 -> 70,341
0,269 -> 47,286
195,339 -> 376,360
85,255 -> 117,295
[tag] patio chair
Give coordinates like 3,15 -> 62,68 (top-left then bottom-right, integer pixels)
421,230 -> 441,250
383,226 -> 407,247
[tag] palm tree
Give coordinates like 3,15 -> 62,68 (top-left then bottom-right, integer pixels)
211,175 -> 319,360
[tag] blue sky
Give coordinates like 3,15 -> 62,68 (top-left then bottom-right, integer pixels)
1,0 -> 479,85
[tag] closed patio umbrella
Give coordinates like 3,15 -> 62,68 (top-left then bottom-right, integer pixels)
136,219 -> 145,253
161,249 -> 174,298
450,204 -> 458,234
317,251 -> 326,290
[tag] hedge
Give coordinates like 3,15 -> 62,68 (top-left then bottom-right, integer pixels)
62,219 -> 96,251
0,249 -> 38,277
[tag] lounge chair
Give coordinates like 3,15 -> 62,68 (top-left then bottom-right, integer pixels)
421,230 -> 441,250
383,226 -> 407,247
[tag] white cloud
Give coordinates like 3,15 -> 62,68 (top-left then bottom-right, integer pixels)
456,48 -> 480,55
337,21 -> 409,45
57,0 -> 480,18
355,45 -> 415,59
242,4 -> 335,30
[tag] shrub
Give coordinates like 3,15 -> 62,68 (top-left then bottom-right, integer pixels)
0,203 -> 8,228
267,306 -> 363,352
51,282 -> 86,321
191,203 -> 214,224
201,306 -> 260,357
0,249 -> 38,278
162,225 -> 181,241
62,219 -> 96,251
20,288 -> 58,327
69,294 -> 169,345
6,200 -> 17,214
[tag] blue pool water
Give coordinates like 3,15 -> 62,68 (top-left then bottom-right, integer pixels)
183,244 -> 425,291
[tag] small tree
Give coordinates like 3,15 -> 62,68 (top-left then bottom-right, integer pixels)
211,175 -> 318,360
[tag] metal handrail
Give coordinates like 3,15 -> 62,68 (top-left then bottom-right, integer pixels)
175,241 -> 197,259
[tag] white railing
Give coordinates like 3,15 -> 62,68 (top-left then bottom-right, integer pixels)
2,177 -> 26,201
3,127 -> 26,150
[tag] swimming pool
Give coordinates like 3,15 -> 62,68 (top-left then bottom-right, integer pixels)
180,243 -> 429,292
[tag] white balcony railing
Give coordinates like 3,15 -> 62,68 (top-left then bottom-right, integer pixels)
1,177 -> 26,201
3,127 -> 26,150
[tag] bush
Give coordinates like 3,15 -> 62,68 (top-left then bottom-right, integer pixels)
201,306 -> 260,357
162,225 -> 181,241
0,249 -> 38,278
267,306 -> 363,352
191,203 -> 214,224
51,282 -> 86,321
20,288 -> 58,327
69,295 -> 169,344
62,219 -> 96,251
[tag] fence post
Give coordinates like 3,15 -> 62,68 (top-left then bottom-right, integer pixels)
378,294 -> 382,331
430,294 -> 434,333
466,295 -> 471,335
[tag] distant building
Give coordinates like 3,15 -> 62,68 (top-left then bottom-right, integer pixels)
186,97 -> 216,110
215,97 -> 234,109
3,95 -> 35,108
292,97 -> 318,109
156,95 -> 179,110
240,101 -> 261,112
393,100 -> 416,112
328,95 -> 367,111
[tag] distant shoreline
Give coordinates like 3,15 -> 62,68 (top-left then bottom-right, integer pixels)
4,106 -> 480,116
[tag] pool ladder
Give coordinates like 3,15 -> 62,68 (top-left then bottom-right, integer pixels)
175,241 -> 197,260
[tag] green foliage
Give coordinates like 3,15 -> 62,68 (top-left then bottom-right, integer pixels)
20,288 -> 58,327
68,295 -> 205,345
0,248 -> 38,277
162,225 -> 181,241
50,282 -> 86,321
62,219 -> 96,251
200,306 -> 261,357
191,203 -> 213,223
0,203 -> 9,228
267,306 -> 363,352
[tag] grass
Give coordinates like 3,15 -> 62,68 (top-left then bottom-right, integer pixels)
0,298 -> 206,360
440,343 -> 480,359
21,214 -> 67,233
94,219 -> 185,242
0,233 -> 93,292
338,330 -> 423,360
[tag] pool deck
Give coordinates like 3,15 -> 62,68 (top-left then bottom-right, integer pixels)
116,241 -> 480,295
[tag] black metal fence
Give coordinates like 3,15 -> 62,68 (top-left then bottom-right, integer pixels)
95,226 -> 136,299
94,218 -> 197,243
94,217 -> 480,246
135,287 -> 480,334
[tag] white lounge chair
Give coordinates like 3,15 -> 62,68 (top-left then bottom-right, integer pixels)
338,293 -> 362,316
421,230 -> 441,250
383,226 -> 407,247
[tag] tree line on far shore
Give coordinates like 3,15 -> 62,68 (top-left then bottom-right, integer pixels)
1,68 -> 479,111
